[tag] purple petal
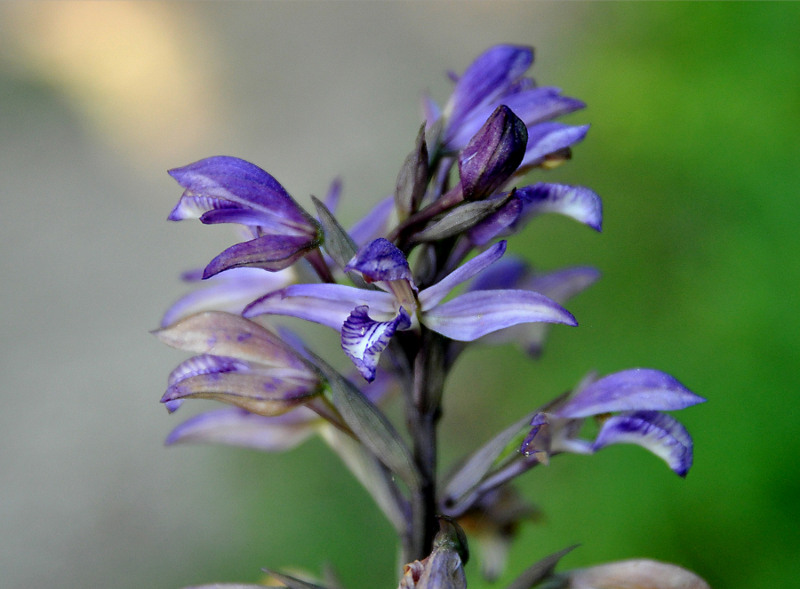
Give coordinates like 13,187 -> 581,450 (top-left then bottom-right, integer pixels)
203,233 -> 320,277
422,289 -> 576,341
153,311 -> 309,371
557,369 -> 706,419
593,410 -> 694,477
502,87 -> 586,127
514,183 -> 602,232
342,306 -> 411,381
445,45 -> 533,141
244,283 -> 397,330
419,241 -> 507,310
521,123 -> 590,168
525,266 -> 601,302
161,267 -> 294,327
345,238 -> 412,283
467,258 -> 528,291
168,156 -> 317,234
450,86 -> 585,149
323,177 -> 343,213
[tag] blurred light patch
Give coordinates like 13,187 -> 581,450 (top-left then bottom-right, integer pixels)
3,2 -> 226,164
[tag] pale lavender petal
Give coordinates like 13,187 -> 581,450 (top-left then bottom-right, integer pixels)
348,195 -> 396,247
244,283 -> 397,329
514,183 -> 602,232
203,233 -> 320,278
557,369 -> 706,419
445,45 -> 533,141
166,406 -> 317,450
419,241 -> 507,310
161,267 -> 294,327
521,123 -> 590,168
342,306 -> 411,381
345,238 -> 413,283
422,289 -> 576,341
593,410 -> 694,477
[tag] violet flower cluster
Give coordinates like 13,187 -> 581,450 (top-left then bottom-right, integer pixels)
155,45 -> 709,589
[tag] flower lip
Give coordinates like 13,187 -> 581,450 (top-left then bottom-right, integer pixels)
345,238 -> 414,283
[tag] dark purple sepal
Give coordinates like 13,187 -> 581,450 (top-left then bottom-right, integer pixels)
592,410 -> 694,477
458,105 -> 528,201
203,233 -> 321,278
556,369 -> 706,419
341,305 -> 412,382
346,238 -> 413,283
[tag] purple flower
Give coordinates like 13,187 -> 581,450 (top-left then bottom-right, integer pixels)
521,369 -> 706,476
154,311 -> 323,416
168,156 -> 322,277
245,239 -> 576,381
433,45 -> 588,168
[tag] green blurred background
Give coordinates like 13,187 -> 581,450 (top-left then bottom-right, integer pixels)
1,2 -> 797,588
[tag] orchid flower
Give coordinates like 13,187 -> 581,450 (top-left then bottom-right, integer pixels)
521,369 -> 706,477
244,239 -> 576,381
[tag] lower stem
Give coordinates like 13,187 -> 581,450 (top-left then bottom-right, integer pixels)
403,330 -> 446,562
